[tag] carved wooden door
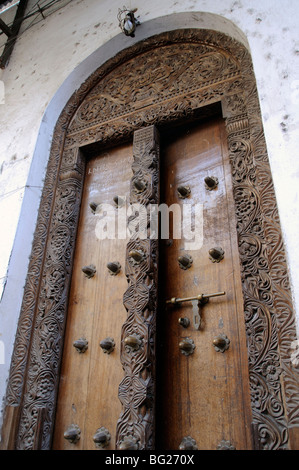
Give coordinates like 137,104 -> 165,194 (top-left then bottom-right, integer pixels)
52,116 -> 253,450
156,116 -> 253,450
52,142 -> 134,450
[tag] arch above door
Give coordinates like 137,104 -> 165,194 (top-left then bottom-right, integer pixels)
1,25 -> 299,450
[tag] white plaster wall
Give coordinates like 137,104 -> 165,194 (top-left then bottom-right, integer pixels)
0,0 -> 298,423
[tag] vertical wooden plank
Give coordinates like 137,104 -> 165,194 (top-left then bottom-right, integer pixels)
157,117 -> 253,450
83,144 -> 132,450
52,142 -> 133,450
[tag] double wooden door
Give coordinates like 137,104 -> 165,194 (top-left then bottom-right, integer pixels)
52,116 -> 253,450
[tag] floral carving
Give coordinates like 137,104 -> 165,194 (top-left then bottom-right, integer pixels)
1,29 -> 298,451
115,126 -> 159,450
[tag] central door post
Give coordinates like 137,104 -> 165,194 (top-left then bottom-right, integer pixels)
116,126 -> 160,450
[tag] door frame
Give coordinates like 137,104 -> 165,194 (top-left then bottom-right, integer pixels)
1,28 -> 298,450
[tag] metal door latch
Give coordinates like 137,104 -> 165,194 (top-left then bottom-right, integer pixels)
191,299 -> 205,330
166,291 -> 226,305
167,291 -> 226,330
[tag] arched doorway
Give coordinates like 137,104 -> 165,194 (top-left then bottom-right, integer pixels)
1,25 -> 298,450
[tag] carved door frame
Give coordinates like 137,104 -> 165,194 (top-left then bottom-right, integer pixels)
1,28 -> 299,450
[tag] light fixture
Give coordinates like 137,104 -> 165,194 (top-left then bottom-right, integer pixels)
117,6 -> 140,37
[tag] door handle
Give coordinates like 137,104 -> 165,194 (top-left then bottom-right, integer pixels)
166,291 -> 226,330
166,291 -> 225,305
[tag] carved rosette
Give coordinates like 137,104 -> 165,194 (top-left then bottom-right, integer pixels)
116,126 -> 159,450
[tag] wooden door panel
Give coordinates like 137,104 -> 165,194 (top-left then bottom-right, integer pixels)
53,143 -> 133,450
53,118 -> 252,450
157,117 -> 252,450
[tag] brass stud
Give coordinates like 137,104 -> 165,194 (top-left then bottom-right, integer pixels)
213,334 -> 230,353
82,264 -> 96,278
204,175 -> 219,190
179,436 -> 198,450
179,337 -> 195,356
119,435 -> 139,450
133,178 -> 147,193
209,247 -> 225,263
178,317 -> 190,328
100,337 -> 115,354
178,254 -> 193,270
124,334 -> 142,351
113,196 -> 125,208
177,185 -> 191,199
73,338 -> 88,354
128,249 -> 145,264
89,202 -> 99,213
217,439 -> 236,450
107,261 -> 121,275
64,424 -> 81,444
93,427 -> 111,448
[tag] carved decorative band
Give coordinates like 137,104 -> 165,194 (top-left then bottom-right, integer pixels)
64,77 -> 243,151
225,114 -> 292,449
14,150 -> 85,449
225,113 -> 250,135
116,126 -> 159,450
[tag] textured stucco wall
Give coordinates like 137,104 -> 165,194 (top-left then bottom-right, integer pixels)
0,0 -> 298,423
